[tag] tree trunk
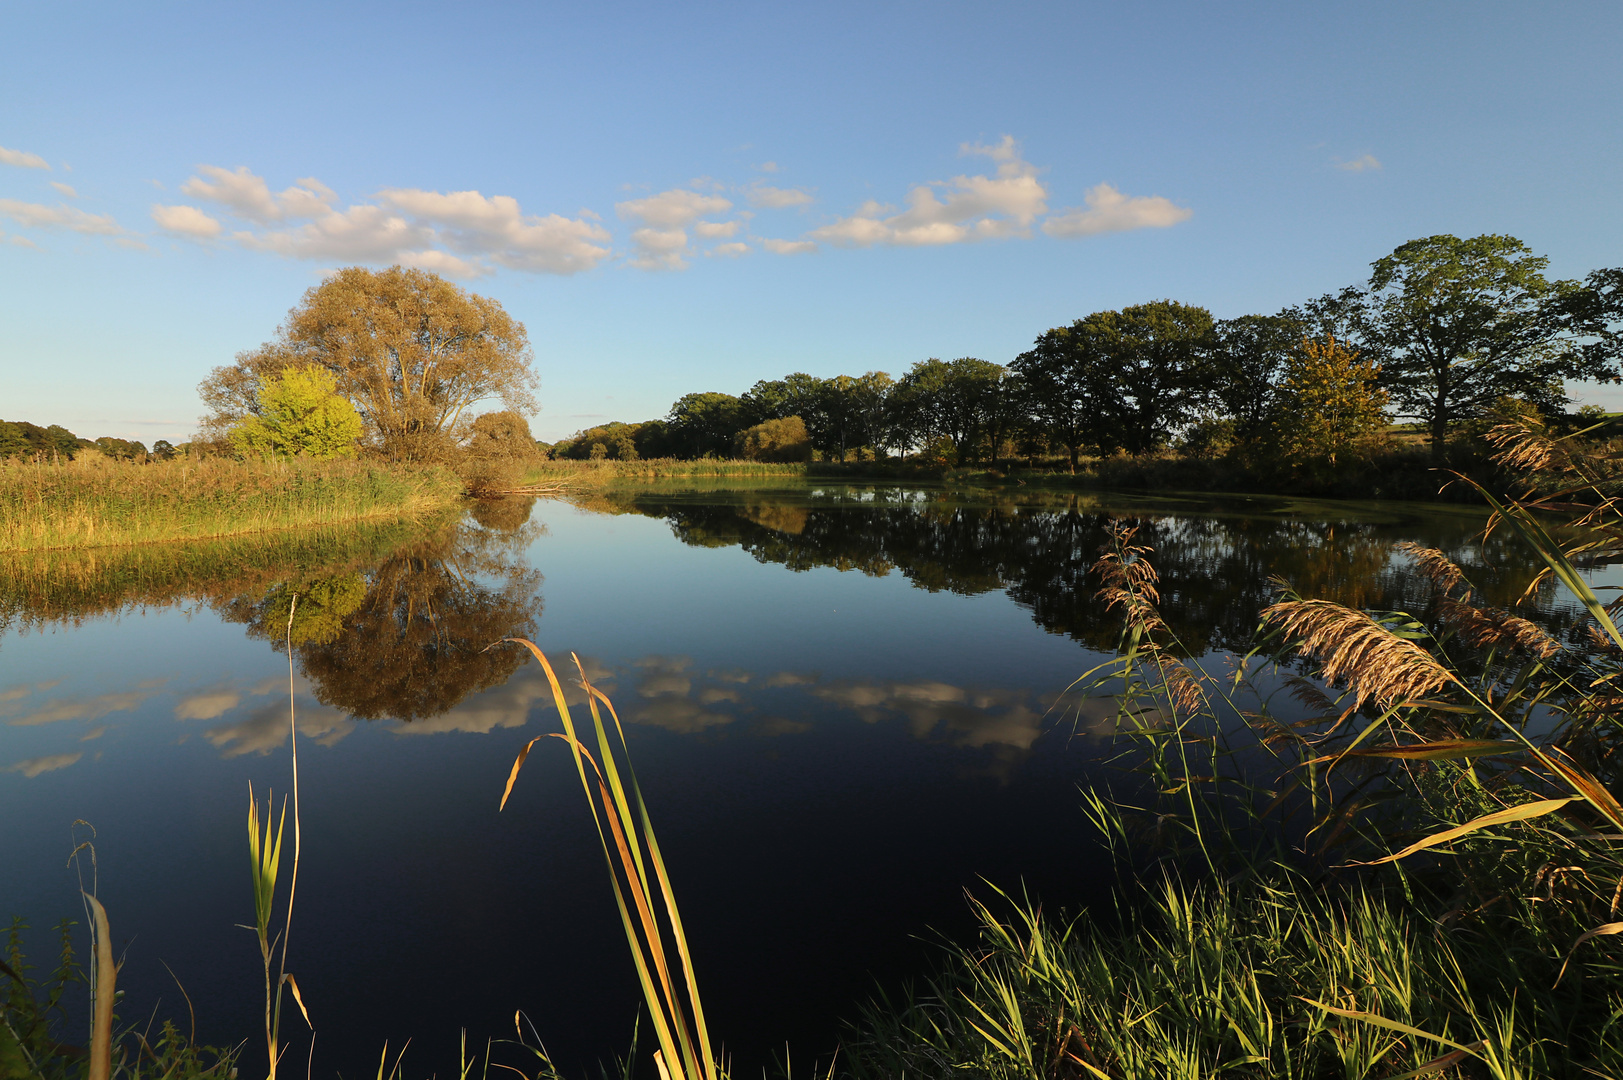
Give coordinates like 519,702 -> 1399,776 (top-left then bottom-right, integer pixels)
1430,410 -> 1448,464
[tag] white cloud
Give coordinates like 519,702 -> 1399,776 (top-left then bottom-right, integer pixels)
181,165 -> 335,223
758,161 -> 780,173
152,203 -> 224,238
377,188 -> 613,274
811,678 -> 1043,750
809,136 -> 1047,248
1336,154 -> 1382,172
746,185 -> 814,209
205,700 -> 354,756
628,226 -> 690,270
1040,183 -> 1192,238
616,189 -> 732,228
616,189 -> 737,270
8,235 -> 38,249
760,237 -> 816,255
398,248 -> 489,278
708,242 -> 749,257
163,167 -> 612,277
693,219 -> 741,239
0,198 -> 126,236
0,145 -> 49,170
174,686 -> 242,720
237,202 -> 432,261
8,682 -> 164,726
49,181 -> 77,197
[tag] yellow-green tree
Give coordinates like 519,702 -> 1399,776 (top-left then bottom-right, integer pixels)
230,366 -> 363,459
734,416 -> 811,462
1273,335 -> 1389,472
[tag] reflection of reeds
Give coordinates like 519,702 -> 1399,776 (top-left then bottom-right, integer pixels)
0,517 -> 442,638
0,457 -> 462,553
499,641 -> 718,1080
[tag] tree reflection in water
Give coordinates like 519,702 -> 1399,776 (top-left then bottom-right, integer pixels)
594,488 -> 1577,657
223,498 -> 544,722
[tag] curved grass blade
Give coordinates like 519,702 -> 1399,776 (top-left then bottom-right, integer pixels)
1353,797 -> 1575,866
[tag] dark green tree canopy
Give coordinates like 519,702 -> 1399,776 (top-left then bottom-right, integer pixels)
666,392 -> 748,458
1011,325 -> 1102,472
1209,313 -> 1305,442
1076,300 -> 1216,456
1297,234 -> 1618,458
892,358 -> 1008,463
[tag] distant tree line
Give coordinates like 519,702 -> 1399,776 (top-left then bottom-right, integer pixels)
550,235 -> 1623,473
0,418 -> 181,463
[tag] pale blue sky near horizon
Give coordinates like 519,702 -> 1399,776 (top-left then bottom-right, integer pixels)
2,1 -> 1620,444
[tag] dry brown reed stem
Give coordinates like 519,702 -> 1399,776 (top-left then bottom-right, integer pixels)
1263,599 -> 1459,712
1393,542 -> 1470,598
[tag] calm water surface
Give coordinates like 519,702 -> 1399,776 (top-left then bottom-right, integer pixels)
0,483 -> 1594,1076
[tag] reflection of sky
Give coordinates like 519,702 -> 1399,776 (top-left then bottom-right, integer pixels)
10,492 -> 1605,1078
1,644 -> 1075,773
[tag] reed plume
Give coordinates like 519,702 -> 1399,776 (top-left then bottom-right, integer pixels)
1263,599 -> 1458,711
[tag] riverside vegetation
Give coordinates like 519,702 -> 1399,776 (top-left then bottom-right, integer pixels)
0,456 -> 463,554
545,235 -> 1623,501
9,421 -> 1623,1078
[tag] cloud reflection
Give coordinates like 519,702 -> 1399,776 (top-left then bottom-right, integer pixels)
7,681 -> 166,726
205,699 -> 355,757
7,751 -> 83,777
811,680 -> 1044,749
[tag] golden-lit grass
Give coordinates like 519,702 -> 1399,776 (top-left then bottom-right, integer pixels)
0,456 -> 463,553
499,643 -> 719,1080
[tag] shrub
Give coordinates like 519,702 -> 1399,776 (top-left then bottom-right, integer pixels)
733,416 -> 812,462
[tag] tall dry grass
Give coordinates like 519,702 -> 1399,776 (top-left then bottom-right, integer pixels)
0,456 -> 463,553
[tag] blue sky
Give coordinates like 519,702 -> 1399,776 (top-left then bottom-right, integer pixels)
3,1 -> 1621,443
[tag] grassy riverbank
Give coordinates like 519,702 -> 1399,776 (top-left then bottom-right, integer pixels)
520,442 -> 1510,503
0,457 -> 464,553
519,458 -> 811,483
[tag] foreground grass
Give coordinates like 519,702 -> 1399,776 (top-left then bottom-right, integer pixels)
846,867 -> 1622,1078
0,457 -> 464,553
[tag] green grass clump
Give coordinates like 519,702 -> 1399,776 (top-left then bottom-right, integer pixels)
846,871 -> 1622,1078
2,917 -> 238,1080
0,456 -> 464,553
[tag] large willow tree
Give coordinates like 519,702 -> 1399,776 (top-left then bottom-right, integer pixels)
199,266 -> 537,459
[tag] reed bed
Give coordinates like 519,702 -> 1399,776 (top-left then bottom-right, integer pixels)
844,417 -> 1623,1078
0,457 -> 463,553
